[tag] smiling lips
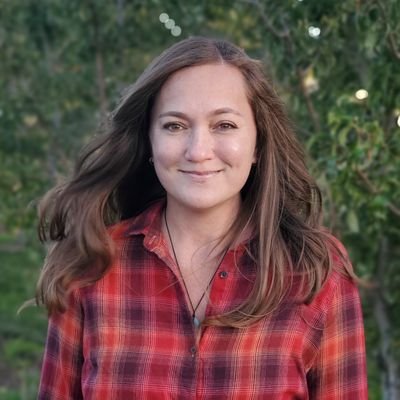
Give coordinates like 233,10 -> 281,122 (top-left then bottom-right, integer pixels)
179,169 -> 222,179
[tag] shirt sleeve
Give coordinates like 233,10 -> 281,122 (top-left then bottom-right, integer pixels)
307,274 -> 368,399
38,289 -> 84,400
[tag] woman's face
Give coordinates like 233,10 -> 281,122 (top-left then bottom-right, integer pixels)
149,63 -> 257,214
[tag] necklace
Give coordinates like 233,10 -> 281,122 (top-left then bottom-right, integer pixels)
164,211 -> 227,329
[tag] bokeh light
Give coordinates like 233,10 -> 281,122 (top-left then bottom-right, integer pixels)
355,89 -> 369,100
159,13 -> 169,23
159,12 -> 182,37
165,19 -> 175,29
308,26 -> 321,38
171,26 -> 182,37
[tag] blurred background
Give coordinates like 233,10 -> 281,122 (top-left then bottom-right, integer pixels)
0,0 -> 399,399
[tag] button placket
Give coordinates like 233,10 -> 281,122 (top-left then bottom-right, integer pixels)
190,345 -> 197,357
219,271 -> 228,279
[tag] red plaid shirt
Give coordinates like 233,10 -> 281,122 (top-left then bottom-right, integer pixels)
39,200 -> 367,399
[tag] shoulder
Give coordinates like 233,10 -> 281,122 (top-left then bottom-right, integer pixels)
107,218 -> 136,242
300,236 -> 360,330
303,233 -> 359,321
78,200 -> 165,289
325,233 -> 351,268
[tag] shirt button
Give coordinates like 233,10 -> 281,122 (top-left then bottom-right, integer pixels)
190,346 -> 197,356
219,271 -> 228,279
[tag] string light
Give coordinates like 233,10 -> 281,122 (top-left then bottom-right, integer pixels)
308,26 -> 321,38
355,89 -> 368,100
159,12 -> 182,37
159,13 -> 169,23
165,19 -> 175,29
171,26 -> 182,37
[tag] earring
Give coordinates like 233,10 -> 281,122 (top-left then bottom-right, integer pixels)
149,157 -> 153,164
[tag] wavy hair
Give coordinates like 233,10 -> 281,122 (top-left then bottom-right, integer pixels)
36,36 -> 354,326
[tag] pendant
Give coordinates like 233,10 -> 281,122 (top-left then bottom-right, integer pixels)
193,315 -> 201,328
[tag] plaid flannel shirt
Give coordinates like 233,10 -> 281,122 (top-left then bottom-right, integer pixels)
38,200 -> 367,399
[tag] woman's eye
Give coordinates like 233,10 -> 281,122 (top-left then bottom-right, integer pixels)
217,122 -> 237,130
163,122 -> 184,132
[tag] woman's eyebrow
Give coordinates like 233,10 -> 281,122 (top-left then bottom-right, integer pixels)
158,107 -> 243,119
210,107 -> 243,117
158,111 -> 188,119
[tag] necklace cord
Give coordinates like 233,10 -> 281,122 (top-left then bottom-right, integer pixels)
164,210 -> 228,324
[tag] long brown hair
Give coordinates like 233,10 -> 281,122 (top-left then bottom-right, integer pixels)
36,36 -> 354,326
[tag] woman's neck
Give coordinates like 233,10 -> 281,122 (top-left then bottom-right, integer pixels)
163,198 -> 240,253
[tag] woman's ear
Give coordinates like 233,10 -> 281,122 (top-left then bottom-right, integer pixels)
252,148 -> 257,164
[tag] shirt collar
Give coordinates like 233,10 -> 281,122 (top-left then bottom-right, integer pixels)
123,199 -> 166,239
121,198 -> 254,254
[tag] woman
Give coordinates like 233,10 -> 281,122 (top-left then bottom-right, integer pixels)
37,37 -> 367,399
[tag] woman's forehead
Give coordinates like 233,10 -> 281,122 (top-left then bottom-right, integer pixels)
152,64 -> 251,116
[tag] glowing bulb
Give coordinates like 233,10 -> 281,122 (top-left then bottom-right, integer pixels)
159,13 -> 169,23
397,115 -> 400,127
302,69 -> 319,94
165,19 -> 175,29
171,26 -> 182,37
355,89 -> 368,100
308,26 -> 321,38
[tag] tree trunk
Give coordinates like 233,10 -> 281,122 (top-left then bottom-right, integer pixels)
88,1 -> 109,118
95,49 -> 108,118
372,237 -> 400,400
116,0 -> 125,27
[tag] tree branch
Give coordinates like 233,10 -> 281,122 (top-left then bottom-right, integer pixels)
375,0 -> 400,60
88,1 -> 109,118
296,67 -> 321,133
372,237 -> 400,400
356,169 -> 400,217
242,0 -> 321,133
238,0 -> 289,38
282,22 -> 321,134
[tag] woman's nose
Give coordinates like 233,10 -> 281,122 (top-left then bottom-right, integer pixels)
184,128 -> 213,162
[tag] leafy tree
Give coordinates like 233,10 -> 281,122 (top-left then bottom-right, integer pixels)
1,0 -> 398,398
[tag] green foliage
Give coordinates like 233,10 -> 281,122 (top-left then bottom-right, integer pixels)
1,0 -> 399,398
0,242 -> 46,399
